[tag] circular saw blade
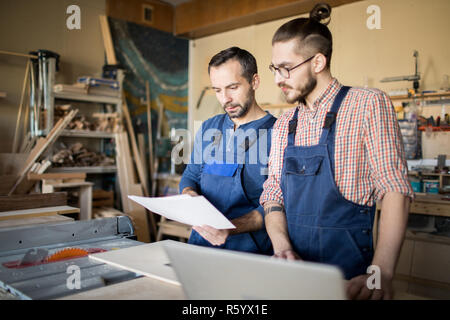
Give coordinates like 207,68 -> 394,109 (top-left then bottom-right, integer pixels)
44,248 -> 89,263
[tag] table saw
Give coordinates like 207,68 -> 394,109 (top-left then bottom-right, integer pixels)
0,216 -> 145,299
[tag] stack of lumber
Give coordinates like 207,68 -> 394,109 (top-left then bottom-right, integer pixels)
0,110 -> 78,196
51,142 -> 115,167
0,192 -> 76,228
55,105 -> 122,133
54,83 -> 120,97
92,112 -> 122,133
28,172 -> 86,185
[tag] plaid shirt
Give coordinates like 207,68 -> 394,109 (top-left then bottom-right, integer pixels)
260,78 -> 414,207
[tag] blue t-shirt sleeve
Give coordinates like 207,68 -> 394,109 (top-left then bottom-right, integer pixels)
179,126 -> 204,193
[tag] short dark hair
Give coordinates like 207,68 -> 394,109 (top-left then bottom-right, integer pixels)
272,3 -> 333,68
208,47 -> 258,84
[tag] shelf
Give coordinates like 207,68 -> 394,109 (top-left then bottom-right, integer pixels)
53,91 -> 121,104
262,103 -> 296,109
405,230 -> 450,246
60,130 -> 116,139
409,172 -> 450,177
390,91 -> 450,101
48,166 -> 117,174
418,126 -> 450,132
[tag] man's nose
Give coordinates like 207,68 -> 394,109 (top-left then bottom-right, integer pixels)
220,91 -> 232,105
274,71 -> 285,87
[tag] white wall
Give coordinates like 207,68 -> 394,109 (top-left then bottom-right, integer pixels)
0,0 -> 106,152
188,0 -> 450,133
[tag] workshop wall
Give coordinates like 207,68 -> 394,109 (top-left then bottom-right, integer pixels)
188,0 -> 450,130
0,0 -> 106,152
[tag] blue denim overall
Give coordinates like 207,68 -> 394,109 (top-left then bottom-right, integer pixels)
280,86 -> 375,279
188,116 -> 275,255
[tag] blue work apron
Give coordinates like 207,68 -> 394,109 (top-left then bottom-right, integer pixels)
280,86 -> 375,279
188,116 -> 274,255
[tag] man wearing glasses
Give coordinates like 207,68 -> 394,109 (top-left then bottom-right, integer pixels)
260,4 -> 413,299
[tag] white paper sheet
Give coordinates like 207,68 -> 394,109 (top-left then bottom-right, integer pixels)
128,195 -> 236,229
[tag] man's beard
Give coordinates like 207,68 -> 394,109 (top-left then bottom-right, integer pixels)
223,91 -> 253,119
284,71 -> 317,104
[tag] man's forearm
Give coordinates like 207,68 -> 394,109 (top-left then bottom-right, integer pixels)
263,201 -> 293,253
229,210 -> 263,235
372,192 -> 410,279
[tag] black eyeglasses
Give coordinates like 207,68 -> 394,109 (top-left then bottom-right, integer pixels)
269,55 -> 315,79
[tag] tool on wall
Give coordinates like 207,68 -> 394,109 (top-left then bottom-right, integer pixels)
380,50 -> 420,93
196,86 -> 211,109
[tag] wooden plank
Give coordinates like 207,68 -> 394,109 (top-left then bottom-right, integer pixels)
115,132 -> 151,242
27,172 -> 86,181
390,91 -> 450,101
99,15 -> 117,65
122,99 -> 158,239
137,133 -> 147,179
146,81 -> 155,195
0,50 -> 38,59
12,60 -> 31,153
128,183 -> 153,242
115,132 -> 134,212
122,99 -> 149,195
59,276 -> 185,300
88,241 -> 180,286
409,201 -> 450,217
0,215 -> 74,229
106,0 -> 174,33
9,109 -> 79,195
0,192 -> 67,212
0,206 -> 79,221
93,207 -> 125,219
175,0 -> 362,38
42,181 -> 93,188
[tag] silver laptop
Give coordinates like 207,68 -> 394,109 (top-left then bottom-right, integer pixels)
163,240 -> 346,300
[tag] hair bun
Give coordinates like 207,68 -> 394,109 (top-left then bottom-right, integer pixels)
310,3 -> 331,25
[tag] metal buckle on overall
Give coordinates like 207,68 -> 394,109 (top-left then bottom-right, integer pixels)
323,112 -> 337,129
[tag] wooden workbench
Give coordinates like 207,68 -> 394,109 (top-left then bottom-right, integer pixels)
409,194 -> 450,217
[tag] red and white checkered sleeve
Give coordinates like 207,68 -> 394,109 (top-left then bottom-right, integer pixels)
363,90 -> 415,201
260,114 -> 290,207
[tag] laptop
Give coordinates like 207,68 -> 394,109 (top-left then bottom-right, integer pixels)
163,240 -> 346,300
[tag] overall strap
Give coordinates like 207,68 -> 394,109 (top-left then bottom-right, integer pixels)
213,115 -> 226,144
241,115 -> 275,152
208,115 -> 226,160
287,108 -> 300,146
318,86 -> 351,144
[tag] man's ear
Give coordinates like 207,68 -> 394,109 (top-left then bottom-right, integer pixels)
252,74 -> 260,90
312,53 -> 327,74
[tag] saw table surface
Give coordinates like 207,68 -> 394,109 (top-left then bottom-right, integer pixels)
60,276 -> 185,300
0,216 -> 142,300
89,241 -> 180,285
